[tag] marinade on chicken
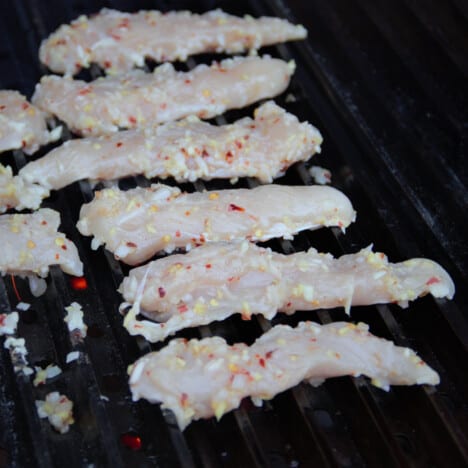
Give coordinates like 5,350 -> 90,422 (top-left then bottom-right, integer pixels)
40,8 -> 306,75
0,164 -> 49,213
32,56 -> 295,136
119,242 -> 455,342
77,183 -> 354,265
129,320 -> 440,429
0,90 -> 61,155
20,102 -> 322,189
0,209 -> 83,295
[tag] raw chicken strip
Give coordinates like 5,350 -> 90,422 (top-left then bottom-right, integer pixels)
0,91 -> 62,155
119,242 -> 455,342
20,101 -> 322,189
77,183 -> 355,265
39,8 -> 307,76
0,164 -> 49,213
32,56 -> 295,136
129,320 -> 440,429
0,208 -> 83,281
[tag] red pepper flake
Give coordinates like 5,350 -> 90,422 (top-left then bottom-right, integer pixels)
201,149 -> 209,158
225,151 -> 234,163
235,140 -> 243,149
120,432 -> 142,451
180,392 -> 189,407
228,203 -> 245,212
265,351 -> 273,359
0,105 -> 5,110
21,140 -> 27,148
160,103 -> 167,110
259,358 -> 266,368
41,220 -> 48,226
61,244 -> 68,251
104,60 -> 112,68
118,18 -> 130,28
128,116 -> 137,125
0,315 -> 5,327
110,33 -> 121,41
185,211 -> 191,216
158,287 -> 166,298
178,304 -> 188,313
175,230 -> 181,238
426,276 -> 440,286
116,142 -> 123,148
55,38 -> 67,45
70,277 -> 88,291
78,87 -> 92,96
241,311 -> 251,321
126,241 -> 137,248
205,263 -> 212,269
55,253 -> 60,260
184,79 -> 191,84
10,275 -> 21,301
249,124 -> 256,129
337,221 -> 344,228
21,102 -> 29,110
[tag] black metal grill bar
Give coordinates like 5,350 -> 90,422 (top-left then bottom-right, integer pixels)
0,0 -> 466,466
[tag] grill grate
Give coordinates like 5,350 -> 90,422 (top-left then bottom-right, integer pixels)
0,0 -> 467,466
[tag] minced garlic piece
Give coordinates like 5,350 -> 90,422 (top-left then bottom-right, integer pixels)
64,302 -> 87,337
36,392 -> 74,434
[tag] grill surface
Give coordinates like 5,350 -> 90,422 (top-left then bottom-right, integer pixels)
1,0 -> 467,467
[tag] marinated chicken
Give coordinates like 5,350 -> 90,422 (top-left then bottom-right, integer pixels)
119,242 -> 455,342
129,320 -> 440,429
0,209 -> 83,289
32,56 -> 295,137
20,101 -> 322,189
40,8 -> 306,75
0,164 -> 49,213
0,90 -> 62,155
77,184 -> 355,265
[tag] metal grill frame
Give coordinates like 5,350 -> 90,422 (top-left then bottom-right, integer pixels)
0,0 -> 466,466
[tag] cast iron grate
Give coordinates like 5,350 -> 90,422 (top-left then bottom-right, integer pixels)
0,0 -> 466,466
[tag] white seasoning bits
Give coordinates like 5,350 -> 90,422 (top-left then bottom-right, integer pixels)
36,392 -> 74,434
309,166 -> 331,185
0,312 -> 19,336
33,364 -> 62,386
66,351 -> 80,363
4,336 -> 28,360
64,302 -> 88,337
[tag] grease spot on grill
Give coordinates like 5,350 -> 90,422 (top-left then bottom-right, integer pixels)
311,409 -> 334,429
20,307 -> 37,324
70,277 -> 88,291
33,359 -> 52,368
0,446 -> 8,466
102,374 -> 123,393
87,323 -> 104,338
394,433 -> 416,456
120,431 -> 142,451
